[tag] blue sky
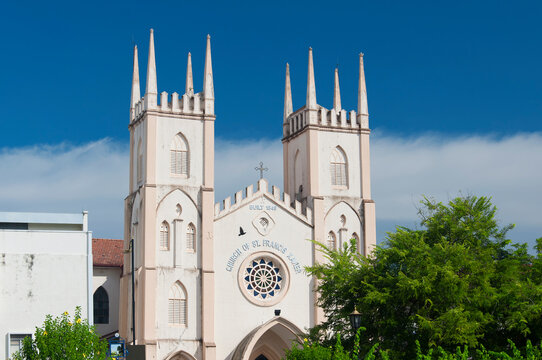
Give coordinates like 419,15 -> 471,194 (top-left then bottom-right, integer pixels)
0,1 -> 541,248
2,0 -> 541,145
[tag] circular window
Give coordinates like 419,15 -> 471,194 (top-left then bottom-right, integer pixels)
238,252 -> 290,306
244,259 -> 282,299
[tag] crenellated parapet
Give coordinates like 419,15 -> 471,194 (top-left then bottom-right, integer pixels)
282,49 -> 369,139
131,91 -> 206,121
214,179 -> 313,225
129,30 -> 214,124
283,106 -> 362,138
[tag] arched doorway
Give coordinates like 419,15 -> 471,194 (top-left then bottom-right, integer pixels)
165,350 -> 197,360
232,317 -> 302,360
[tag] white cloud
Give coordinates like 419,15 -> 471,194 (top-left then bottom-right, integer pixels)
0,139 -> 128,238
371,132 -> 542,249
371,133 -> 542,225
213,138 -> 283,203
0,133 -> 540,248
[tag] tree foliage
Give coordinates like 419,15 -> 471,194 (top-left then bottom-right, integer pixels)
12,307 -> 108,360
307,196 -> 542,359
285,338 -> 542,360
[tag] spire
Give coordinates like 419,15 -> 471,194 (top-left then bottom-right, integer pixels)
203,34 -> 214,114
284,63 -> 293,122
357,52 -> 368,116
333,67 -> 341,112
185,52 -> 194,96
130,45 -> 141,112
145,29 -> 157,107
306,47 -> 317,109
203,35 -> 214,99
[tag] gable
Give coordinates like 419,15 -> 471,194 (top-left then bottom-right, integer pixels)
214,179 -> 312,226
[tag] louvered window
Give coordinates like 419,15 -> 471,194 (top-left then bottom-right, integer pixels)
160,221 -> 169,250
170,150 -> 188,175
9,334 -> 31,358
168,282 -> 187,326
186,224 -> 195,251
137,140 -> 143,182
170,134 -> 189,176
353,232 -> 364,255
330,147 -> 348,187
327,231 -> 336,250
352,232 -> 360,252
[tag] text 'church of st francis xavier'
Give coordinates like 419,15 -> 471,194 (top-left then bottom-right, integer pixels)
119,29 -> 376,360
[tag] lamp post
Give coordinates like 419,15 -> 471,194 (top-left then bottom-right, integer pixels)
349,308 -> 362,333
349,308 -> 362,359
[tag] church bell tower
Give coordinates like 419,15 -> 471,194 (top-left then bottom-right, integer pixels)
282,48 -> 376,324
282,47 -> 376,263
119,29 -> 216,360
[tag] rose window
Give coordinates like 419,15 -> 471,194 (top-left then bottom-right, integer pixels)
243,258 -> 282,300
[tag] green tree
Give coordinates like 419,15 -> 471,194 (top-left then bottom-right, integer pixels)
12,307 -> 108,360
307,196 -> 542,359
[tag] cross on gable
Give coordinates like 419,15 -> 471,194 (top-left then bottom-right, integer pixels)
255,161 -> 268,180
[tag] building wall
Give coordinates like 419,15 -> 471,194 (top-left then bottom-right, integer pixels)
0,227 -> 91,360
93,266 -> 122,337
316,131 -> 362,199
212,184 -> 314,360
153,188 -> 202,360
154,115 -> 205,191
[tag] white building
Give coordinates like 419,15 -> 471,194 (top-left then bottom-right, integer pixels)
92,238 -> 123,338
0,211 -> 93,360
119,30 -> 376,360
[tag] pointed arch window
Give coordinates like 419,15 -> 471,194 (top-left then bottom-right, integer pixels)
168,282 -> 187,326
294,150 -> 303,200
137,139 -> 143,183
170,133 -> 189,176
353,232 -> 365,255
327,231 -> 336,250
352,232 -> 360,252
330,147 -> 348,187
93,286 -> 109,324
186,223 -> 196,252
160,221 -> 170,250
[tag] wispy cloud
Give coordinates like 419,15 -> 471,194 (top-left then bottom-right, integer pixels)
1,133 -> 540,248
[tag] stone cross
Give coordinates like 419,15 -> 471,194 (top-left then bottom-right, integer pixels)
255,161 -> 268,180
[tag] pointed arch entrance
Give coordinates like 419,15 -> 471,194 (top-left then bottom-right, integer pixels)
231,317 -> 302,360
165,350 -> 197,360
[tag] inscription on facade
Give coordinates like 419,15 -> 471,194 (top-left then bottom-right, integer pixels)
249,204 -> 277,211
225,239 -> 302,274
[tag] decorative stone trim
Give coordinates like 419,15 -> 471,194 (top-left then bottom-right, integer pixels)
237,252 -> 290,307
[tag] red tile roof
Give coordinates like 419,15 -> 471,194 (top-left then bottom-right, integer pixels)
92,238 -> 124,267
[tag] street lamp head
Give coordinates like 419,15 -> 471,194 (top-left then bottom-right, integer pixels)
349,308 -> 362,332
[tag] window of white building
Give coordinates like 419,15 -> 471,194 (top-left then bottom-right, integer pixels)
9,334 -> 31,358
137,139 -> 143,183
352,232 -> 364,255
186,223 -> 195,252
352,232 -> 360,252
160,221 -> 169,250
168,282 -> 187,326
330,147 -> 348,187
93,286 -> 109,324
327,231 -> 336,250
170,133 -> 189,176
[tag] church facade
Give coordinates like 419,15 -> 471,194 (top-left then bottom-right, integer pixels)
119,30 -> 376,360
